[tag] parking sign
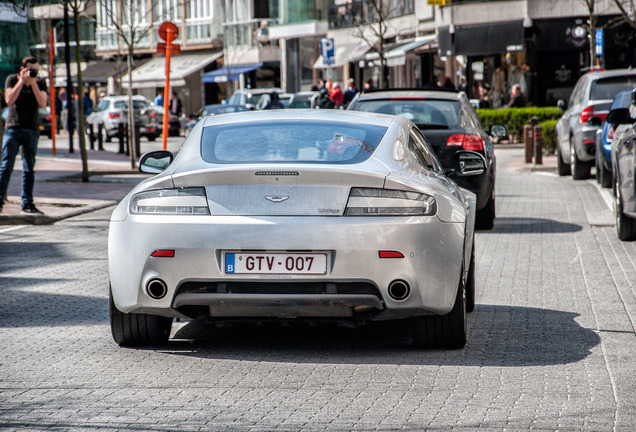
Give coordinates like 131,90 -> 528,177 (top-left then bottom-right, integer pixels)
595,29 -> 603,56
321,38 -> 335,66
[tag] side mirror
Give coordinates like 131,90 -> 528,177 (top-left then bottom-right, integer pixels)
489,124 -> 508,138
557,99 -> 566,111
139,150 -> 174,174
606,107 -> 633,125
447,151 -> 487,177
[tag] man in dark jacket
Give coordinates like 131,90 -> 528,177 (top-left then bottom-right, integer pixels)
0,56 -> 48,214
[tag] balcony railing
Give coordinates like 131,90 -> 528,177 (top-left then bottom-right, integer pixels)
224,19 -> 279,49
328,0 -> 414,30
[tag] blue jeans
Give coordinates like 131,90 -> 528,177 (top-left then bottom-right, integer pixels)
0,127 -> 40,207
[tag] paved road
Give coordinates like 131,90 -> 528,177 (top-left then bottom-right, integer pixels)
1,149 -> 635,431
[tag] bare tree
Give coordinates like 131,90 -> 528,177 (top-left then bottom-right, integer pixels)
612,0 -> 636,30
95,0 -> 176,168
581,0 -> 600,67
65,0 -> 92,182
351,0 -> 413,89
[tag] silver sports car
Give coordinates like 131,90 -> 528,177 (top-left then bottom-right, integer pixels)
108,110 -> 483,348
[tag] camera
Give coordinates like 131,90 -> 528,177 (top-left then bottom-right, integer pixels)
28,67 -> 38,78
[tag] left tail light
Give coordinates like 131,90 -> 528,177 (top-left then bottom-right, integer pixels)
129,187 -> 210,215
447,134 -> 485,151
580,105 -> 607,124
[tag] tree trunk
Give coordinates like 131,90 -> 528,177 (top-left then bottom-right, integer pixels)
73,7 -> 90,182
127,46 -> 137,169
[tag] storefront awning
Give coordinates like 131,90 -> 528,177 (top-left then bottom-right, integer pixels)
438,21 -> 524,57
121,52 -> 222,89
313,40 -> 375,69
201,63 -> 263,83
78,60 -> 127,85
366,35 -> 437,67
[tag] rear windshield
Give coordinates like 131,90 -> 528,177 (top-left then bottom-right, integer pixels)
352,99 -> 460,127
591,76 -> 636,100
114,100 -> 149,110
201,120 -> 386,164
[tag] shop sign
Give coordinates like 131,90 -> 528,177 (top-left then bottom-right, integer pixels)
506,44 -> 524,52
555,65 -> 572,84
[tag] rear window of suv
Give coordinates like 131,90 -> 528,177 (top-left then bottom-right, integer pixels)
590,76 -> 636,100
201,120 -> 386,164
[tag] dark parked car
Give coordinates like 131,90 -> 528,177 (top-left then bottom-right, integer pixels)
140,105 -> 181,139
607,90 -> 636,240
184,104 -> 249,135
594,89 -> 633,188
556,68 -> 636,179
348,88 -> 506,229
2,106 -> 52,139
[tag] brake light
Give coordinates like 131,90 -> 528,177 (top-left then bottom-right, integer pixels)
608,125 -> 615,142
109,112 -> 120,119
45,115 -> 51,122
580,105 -> 607,124
446,134 -> 484,151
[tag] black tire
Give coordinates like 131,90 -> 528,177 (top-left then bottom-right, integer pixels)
147,134 -> 156,142
598,158 -> 612,188
109,287 -> 172,347
412,270 -> 467,349
614,173 -> 636,241
466,242 -> 475,313
475,190 -> 495,230
570,139 -> 590,180
101,125 -> 111,143
557,144 -> 571,176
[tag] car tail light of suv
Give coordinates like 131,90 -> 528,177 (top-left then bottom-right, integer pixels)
580,105 -> 607,124
447,134 -> 485,151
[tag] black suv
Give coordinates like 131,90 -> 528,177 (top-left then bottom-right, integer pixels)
348,89 -> 506,229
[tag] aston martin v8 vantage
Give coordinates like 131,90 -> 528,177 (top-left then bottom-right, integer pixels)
108,110 -> 483,348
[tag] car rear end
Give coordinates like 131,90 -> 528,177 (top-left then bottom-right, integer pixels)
577,72 -> 636,162
109,113 -> 468,325
348,91 -> 494,211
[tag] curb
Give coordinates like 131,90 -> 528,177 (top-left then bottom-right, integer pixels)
0,200 -> 118,226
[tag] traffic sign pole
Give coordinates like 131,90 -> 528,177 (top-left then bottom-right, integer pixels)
162,28 -> 172,151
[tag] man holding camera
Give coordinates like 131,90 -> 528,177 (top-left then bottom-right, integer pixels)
0,56 -> 48,214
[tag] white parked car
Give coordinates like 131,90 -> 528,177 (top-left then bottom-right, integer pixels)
108,110 -> 482,348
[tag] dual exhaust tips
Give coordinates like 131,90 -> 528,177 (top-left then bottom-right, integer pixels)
147,278 -> 410,302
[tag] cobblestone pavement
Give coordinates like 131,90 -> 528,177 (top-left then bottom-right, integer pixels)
0,149 -> 635,431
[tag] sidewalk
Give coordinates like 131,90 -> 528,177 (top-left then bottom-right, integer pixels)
0,133 -> 183,225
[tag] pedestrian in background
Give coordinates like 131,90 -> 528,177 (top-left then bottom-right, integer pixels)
154,90 -> 164,107
343,78 -> 358,107
443,76 -> 456,90
330,81 -> 344,109
83,91 -> 93,116
169,91 -> 182,116
507,83 -> 527,108
362,79 -> 374,92
0,56 -> 48,214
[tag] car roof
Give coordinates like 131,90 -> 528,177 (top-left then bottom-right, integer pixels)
202,108 -> 398,128
582,68 -> 636,81
354,88 -> 462,101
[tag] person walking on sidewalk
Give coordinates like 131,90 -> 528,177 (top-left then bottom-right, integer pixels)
0,56 -> 48,214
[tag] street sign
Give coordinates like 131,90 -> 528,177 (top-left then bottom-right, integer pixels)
595,29 -> 603,57
321,38 -> 335,66
158,21 -> 179,42
428,0 -> 446,4
157,42 -> 181,54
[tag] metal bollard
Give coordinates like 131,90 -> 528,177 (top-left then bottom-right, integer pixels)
533,124 -> 543,165
118,124 -> 126,154
87,123 -> 95,150
97,123 -> 104,150
523,124 -> 533,163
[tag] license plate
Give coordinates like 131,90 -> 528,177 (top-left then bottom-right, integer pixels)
225,252 -> 328,275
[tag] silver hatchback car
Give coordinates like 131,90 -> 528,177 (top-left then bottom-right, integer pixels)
556,68 -> 636,179
108,110 -> 484,349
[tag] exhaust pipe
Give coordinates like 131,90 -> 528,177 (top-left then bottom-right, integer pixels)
388,280 -> 410,301
147,279 -> 168,299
